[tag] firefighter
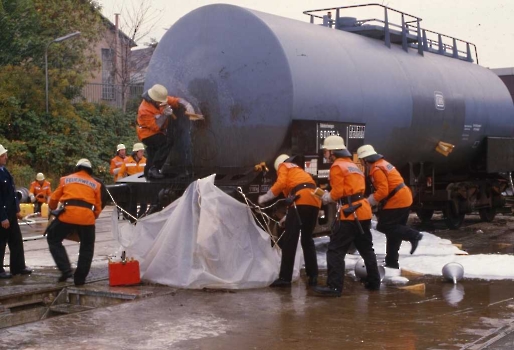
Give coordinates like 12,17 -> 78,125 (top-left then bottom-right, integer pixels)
313,136 -> 381,297
117,143 -> 148,219
117,143 -> 147,180
357,144 -> 423,269
29,173 -> 51,213
47,158 -> 103,285
258,154 -> 321,287
137,84 -> 195,179
110,144 -> 127,181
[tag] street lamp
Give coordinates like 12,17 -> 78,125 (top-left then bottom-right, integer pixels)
45,31 -> 81,113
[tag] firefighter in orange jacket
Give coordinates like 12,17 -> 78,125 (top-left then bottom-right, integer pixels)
29,173 -> 51,213
110,144 -> 127,181
137,84 -> 195,179
357,145 -> 423,269
258,154 -> 321,287
117,143 -> 148,219
117,143 -> 147,180
313,136 -> 381,297
47,158 -> 103,285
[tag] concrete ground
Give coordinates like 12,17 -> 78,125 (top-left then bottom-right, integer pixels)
1,207 -> 514,350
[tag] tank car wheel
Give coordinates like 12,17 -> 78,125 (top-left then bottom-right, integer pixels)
478,207 -> 496,222
416,209 -> 434,222
444,202 -> 465,230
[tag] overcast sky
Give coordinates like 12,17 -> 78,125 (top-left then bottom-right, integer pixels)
99,0 -> 513,68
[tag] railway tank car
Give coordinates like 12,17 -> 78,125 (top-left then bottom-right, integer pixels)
113,3 -> 514,229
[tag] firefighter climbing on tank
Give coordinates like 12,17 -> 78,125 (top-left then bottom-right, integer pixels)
357,144 -> 423,269
313,136 -> 381,297
136,84 -> 195,179
258,154 -> 321,288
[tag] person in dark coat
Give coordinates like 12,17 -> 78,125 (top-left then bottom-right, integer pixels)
0,144 -> 32,279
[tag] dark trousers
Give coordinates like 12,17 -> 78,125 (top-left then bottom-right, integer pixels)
142,133 -> 171,175
326,220 -> 380,291
278,205 -> 319,282
376,207 -> 421,268
0,216 -> 27,273
35,201 -> 43,213
47,221 -> 95,284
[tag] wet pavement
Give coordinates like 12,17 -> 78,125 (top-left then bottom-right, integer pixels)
1,207 -> 514,349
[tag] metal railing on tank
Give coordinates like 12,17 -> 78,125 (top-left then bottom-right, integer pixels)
303,3 -> 478,64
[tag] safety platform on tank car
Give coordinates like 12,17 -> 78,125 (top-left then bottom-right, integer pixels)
304,4 -> 477,63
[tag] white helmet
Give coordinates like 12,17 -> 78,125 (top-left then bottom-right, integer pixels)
322,136 -> 347,150
274,154 -> 290,171
36,173 -> 45,181
76,158 -> 92,168
117,144 -> 126,152
354,258 -> 386,281
133,143 -> 145,152
357,145 -> 377,159
148,84 -> 168,103
0,144 -> 7,156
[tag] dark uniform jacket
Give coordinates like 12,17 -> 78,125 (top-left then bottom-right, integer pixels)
0,167 -> 20,222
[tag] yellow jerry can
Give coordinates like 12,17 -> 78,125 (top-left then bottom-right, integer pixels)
41,203 -> 49,218
19,203 -> 34,218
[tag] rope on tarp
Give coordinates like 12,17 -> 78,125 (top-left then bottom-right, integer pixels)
237,187 -> 286,247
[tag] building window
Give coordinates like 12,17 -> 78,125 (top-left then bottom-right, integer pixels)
101,48 -> 114,100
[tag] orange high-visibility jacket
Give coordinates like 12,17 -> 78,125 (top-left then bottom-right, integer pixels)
368,158 -> 412,209
29,180 -> 51,203
270,163 -> 321,208
110,155 -> 127,179
49,170 -> 102,225
329,158 -> 372,221
117,156 -> 147,180
137,96 -> 181,141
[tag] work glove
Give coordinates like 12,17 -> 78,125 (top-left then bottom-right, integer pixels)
155,114 -> 167,128
367,194 -> 378,207
162,105 -> 173,116
29,194 -> 36,203
279,215 -> 286,228
179,98 -> 195,114
321,191 -> 334,205
258,190 -> 276,205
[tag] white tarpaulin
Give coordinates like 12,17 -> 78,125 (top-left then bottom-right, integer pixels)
111,175 -> 296,289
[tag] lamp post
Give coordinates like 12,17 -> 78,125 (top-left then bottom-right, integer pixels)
45,31 -> 81,113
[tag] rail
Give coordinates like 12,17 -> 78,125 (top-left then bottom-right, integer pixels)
303,3 -> 478,64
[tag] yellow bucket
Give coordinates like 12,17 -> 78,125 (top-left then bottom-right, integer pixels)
19,203 -> 34,217
41,203 -> 49,218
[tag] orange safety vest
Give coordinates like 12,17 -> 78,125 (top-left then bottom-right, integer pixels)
270,163 -> 321,208
117,156 -> 147,180
137,96 -> 180,141
29,180 -> 51,203
329,158 -> 372,221
49,170 -> 103,225
368,159 -> 412,209
110,155 -> 127,179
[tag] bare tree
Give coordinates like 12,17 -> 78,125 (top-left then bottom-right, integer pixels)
102,0 -> 163,112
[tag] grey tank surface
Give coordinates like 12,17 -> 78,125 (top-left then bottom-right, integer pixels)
145,4 -> 514,173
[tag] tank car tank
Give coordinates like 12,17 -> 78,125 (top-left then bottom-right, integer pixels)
111,4 -> 514,229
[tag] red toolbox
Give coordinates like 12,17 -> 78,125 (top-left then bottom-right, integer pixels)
108,258 -> 141,286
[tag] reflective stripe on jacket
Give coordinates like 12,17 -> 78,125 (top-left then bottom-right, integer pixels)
110,155 -> 127,179
29,180 -> 51,203
48,170 -> 102,225
136,96 -> 180,141
368,159 -> 412,209
329,158 -> 372,221
270,163 -> 321,208
117,156 -> 147,180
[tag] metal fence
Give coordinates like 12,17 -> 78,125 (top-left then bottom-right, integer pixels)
75,83 -> 144,110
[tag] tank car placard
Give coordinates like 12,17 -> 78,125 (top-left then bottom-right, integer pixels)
291,120 -> 365,181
